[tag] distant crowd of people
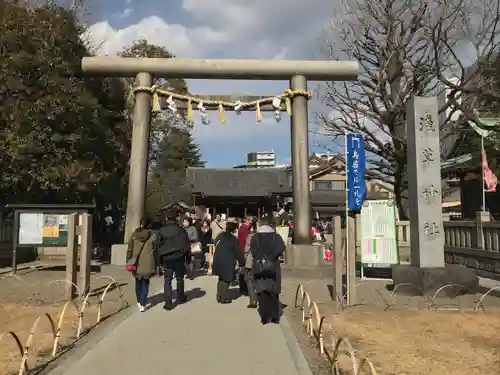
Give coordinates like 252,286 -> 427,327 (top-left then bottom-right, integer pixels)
125,209 -> 285,325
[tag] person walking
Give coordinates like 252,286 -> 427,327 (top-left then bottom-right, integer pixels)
210,214 -> 225,242
157,209 -> 191,310
237,216 -> 252,295
182,217 -> 199,279
200,219 -> 212,269
243,221 -> 258,308
212,218 -> 245,304
126,217 -> 156,312
249,215 -> 285,324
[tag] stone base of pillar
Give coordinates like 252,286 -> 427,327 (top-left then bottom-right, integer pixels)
282,265 -> 333,279
285,244 -> 327,267
111,244 -> 128,266
391,264 -> 479,297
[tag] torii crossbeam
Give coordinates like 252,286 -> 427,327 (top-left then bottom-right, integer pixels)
81,57 -> 358,245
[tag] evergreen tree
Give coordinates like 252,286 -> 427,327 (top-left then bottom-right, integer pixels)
0,2 -> 130,211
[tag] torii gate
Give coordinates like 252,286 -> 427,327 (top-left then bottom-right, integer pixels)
81,57 -> 358,245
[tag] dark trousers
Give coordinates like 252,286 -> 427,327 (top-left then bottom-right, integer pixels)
217,278 -> 230,301
135,278 -> 150,306
238,272 -> 248,295
258,291 -> 280,322
244,269 -> 257,305
163,258 -> 186,305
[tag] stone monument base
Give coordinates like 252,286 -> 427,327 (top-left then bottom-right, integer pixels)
282,265 -> 333,279
391,264 -> 479,297
111,244 -> 128,266
285,244 -> 325,267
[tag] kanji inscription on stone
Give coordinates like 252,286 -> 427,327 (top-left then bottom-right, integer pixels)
406,97 -> 445,268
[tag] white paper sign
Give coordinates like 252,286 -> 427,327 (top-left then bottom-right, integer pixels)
18,213 -> 44,245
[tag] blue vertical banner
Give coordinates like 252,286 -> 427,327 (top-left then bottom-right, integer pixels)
347,134 -> 367,211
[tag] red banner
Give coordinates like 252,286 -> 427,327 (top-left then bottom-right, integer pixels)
482,148 -> 498,192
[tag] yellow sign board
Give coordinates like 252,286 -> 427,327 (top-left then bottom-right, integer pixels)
43,226 -> 59,238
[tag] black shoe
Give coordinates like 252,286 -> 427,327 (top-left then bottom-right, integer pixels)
261,319 -> 271,325
220,299 -> 232,304
247,303 -> 258,309
177,295 -> 187,304
270,318 -> 280,324
163,304 -> 174,311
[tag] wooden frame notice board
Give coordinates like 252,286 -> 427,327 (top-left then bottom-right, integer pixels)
14,210 -> 74,247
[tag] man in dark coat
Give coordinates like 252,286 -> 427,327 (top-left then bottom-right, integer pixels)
250,215 -> 285,324
212,218 -> 245,304
157,208 -> 191,310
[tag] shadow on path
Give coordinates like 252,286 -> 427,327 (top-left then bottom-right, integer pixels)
147,287 -> 206,308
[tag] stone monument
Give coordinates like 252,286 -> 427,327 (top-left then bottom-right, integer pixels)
392,96 -> 478,296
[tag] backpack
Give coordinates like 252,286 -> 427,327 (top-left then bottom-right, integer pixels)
252,235 -> 277,279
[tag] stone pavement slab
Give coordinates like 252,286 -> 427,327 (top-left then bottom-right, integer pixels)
56,275 -> 303,375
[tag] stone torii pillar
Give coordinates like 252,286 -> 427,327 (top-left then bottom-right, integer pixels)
81,57 -> 358,245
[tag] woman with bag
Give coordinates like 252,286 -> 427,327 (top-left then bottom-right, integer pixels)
250,215 -> 285,324
212,218 -> 245,304
200,219 -> 212,270
126,217 -> 156,312
183,217 -> 199,279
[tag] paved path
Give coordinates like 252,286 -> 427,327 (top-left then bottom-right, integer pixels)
55,275 -> 307,375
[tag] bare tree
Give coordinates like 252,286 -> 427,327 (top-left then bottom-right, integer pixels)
317,0 -> 500,218
429,0 -> 500,124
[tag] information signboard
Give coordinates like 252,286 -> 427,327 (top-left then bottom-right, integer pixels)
360,200 -> 399,268
18,213 -> 69,246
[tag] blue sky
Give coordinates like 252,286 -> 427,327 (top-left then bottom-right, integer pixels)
83,0 -> 343,167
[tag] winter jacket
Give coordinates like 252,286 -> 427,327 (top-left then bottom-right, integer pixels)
157,221 -> 190,263
126,228 -> 156,280
210,219 -> 226,241
212,232 -> 245,282
185,226 -> 199,242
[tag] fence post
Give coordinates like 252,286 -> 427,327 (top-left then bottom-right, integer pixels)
65,213 -> 78,300
79,214 -> 93,296
474,211 -> 490,250
332,216 -> 343,303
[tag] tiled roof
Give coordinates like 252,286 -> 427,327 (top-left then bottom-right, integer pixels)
186,168 -> 292,197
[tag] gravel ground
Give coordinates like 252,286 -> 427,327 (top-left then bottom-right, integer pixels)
280,275 -> 500,375
0,261 -> 165,375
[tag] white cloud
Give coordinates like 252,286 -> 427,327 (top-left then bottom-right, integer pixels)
83,0 -> 339,151
83,16 -> 230,57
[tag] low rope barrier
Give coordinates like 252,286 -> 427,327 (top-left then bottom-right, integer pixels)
0,276 -> 129,375
293,282 -> 500,375
294,284 -> 378,374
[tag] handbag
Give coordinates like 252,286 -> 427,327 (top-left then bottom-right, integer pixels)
126,232 -> 151,272
190,242 -> 202,254
252,236 -> 276,279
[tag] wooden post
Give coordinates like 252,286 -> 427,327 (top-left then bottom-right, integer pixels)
226,207 -> 229,218
257,207 -> 261,219
244,207 -> 247,217
332,216 -> 343,304
79,213 -> 93,295
346,215 -> 356,306
65,213 -> 78,300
